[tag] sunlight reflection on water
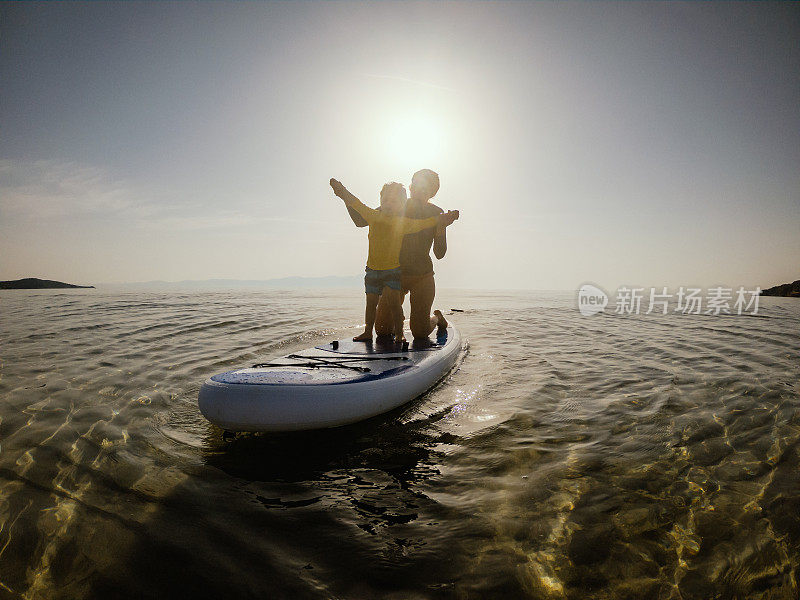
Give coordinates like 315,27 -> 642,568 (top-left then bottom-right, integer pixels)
0,289 -> 798,599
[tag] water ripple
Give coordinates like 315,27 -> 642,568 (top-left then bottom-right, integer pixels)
0,289 -> 798,598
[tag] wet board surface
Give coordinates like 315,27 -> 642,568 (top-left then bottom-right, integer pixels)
315,329 -> 449,355
198,326 -> 462,431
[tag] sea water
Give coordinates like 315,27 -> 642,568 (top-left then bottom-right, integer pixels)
0,288 -> 798,599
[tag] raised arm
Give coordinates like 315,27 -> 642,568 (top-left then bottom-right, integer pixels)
347,206 -> 368,228
330,178 -> 376,224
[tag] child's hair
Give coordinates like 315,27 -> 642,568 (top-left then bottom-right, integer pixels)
412,169 -> 440,197
380,182 -> 407,204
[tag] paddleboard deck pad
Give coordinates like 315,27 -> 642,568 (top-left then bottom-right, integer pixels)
198,326 -> 461,432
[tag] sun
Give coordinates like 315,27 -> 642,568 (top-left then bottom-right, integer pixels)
384,113 -> 445,170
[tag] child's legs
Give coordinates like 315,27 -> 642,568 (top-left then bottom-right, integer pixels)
381,267 -> 405,340
364,293 -> 380,329
354,292 -> 380,341
374,292 -> 398,337
357,268 -> 386,341
381,287 -> 405,340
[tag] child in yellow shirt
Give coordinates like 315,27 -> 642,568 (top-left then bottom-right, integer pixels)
330,178 -> 459,343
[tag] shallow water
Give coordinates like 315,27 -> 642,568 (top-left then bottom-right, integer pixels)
0,288 -> 798,599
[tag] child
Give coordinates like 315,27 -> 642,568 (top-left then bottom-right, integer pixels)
330,178 -> 458,343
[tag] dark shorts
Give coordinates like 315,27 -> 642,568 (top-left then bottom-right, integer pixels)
401,271 -> 434,295
364,267 -> 402,295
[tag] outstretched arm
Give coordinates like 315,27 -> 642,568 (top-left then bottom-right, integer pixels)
401,210 -> 459,235
440,210 -> 459,227
329,179 -> 368,227
330,178 -> 375,223
347,206 -> 368,228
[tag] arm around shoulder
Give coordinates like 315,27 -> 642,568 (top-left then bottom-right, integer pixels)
401,214 -> 441,234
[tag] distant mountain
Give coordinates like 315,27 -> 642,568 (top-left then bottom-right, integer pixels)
760,279 -> 800,297
0,278 -> 95,290
113,276 -> 362,289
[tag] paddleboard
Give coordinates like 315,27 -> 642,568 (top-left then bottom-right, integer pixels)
198,326 -> 462,432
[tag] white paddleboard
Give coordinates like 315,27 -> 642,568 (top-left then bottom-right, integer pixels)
198,326 -> 462,432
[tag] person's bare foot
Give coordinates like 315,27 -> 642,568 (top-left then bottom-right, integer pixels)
353,331 -> 373,342
434,310 -> 448,333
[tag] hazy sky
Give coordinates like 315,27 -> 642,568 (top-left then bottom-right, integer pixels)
1,2 -> 798,290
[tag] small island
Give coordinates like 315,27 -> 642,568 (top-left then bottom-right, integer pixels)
760,279 -> 800,297
0,278 -> 95,290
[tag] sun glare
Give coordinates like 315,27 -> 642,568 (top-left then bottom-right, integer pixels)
385,113 -> 445,169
